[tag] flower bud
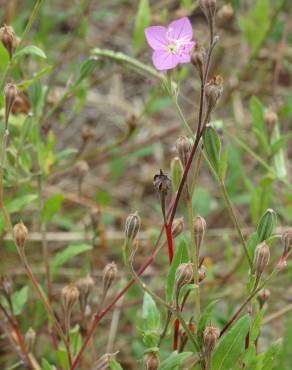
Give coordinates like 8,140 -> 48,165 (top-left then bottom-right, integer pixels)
102,262 -> 117,299
175,263 -> 193,304
0,24 -> 18,59
153,169 -> 171,195
77,274 -> 94,311
25,327 -> 36,352
171,157 -> 183,192
4,83 -> 18,126
125,211 -> 141,242
257,288 -> 270,309
76,160 -> 89,177
203,325 -> 219,355
198,265 -> 207,282
254,242 -> 270,278
172,217 -> 184,239
176,136 -> 192,167
199,0 -> 217,22
193,215 -> 206,254
61,283 -> 80,314
191,45 -> 206,78
217,4 -> 234,27
264,109 -> 277,138
13,222 -> 28,248
205,76 -> 224,117
282,229 -> 292,256
144,352 -> 160,370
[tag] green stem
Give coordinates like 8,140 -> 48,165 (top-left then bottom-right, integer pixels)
186,196 -> 201,319
219,181 -> 253,269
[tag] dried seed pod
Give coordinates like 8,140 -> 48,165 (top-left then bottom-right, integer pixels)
254,242 -> 270,281
264,109 -> 277,138
191,44 -> 206,78
77,274 -> 94,311
61,284 -> 80,315
257,288 -> 270,309
203,325 -> 219,355
102,262 -> 117,299
175,263 -> 193,305
125,212 -> 141,242
193,215 -> 206,254
198,265 -> 207,282
172,217 -> 184,239
0,24 -> 18,59
25,327 -> 36,352
13,222 -> 28,248
144,352 -> 160,370
199,0 -> 217,22
217,4 -> 234,26
282,229 -> 292,256
205,76 -> 224,118
4,83 -> 18,126
153,169 -> 171,195
176,136 -> 192,167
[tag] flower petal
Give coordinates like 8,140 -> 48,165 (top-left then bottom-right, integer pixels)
144,26 -> 168,50
167,17 -> 193,41
152,50 -> 179,71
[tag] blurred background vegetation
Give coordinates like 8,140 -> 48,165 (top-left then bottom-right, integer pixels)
0,0 -> 291,368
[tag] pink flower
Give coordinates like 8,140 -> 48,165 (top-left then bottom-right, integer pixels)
144,17 -> 195,71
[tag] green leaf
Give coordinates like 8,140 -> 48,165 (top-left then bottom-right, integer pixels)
261,339 -> 282,370
41,359 -> 54,370
140,292 -> 161,347
78,57 -> 98,81
249,96 -> 269,155
41,194 -> 64,224
13,45 -> 47,59
256,209 -> 277,242
6,194 -> 38,213
159,351 -> 192,370
12,286 -> 28,315
239,0 -> 270,54
274,314 -> 292,369
52,243 -> 92,275
203,124 -> 221,175
272,123 -> 287,178
133,0 -> 150,54
197,300 -> 218,348
166,237 -> 189,302
212,314 -> 250,370
219,146 -> 229,181
69,325 -> 82,356
109,359 -> 124,370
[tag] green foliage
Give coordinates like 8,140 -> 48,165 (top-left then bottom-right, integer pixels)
41,194 -> 64,223
13,45 -> 47,60
159,351 -> 192,370
139,292 -> 161,348
51,243 -> 92,275
12,286 -> 29,315
133,0 -> 150,54
239,0 -> 271,54
212,315 -> 250,370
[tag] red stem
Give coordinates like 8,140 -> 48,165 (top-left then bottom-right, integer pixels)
173,319 -> 180,350
165,223 -> 174,263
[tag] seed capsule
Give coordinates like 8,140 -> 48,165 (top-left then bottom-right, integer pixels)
205,76 -> 224,117
176,136 -> 192,167
102,262 -> 117,299
61,284 -> 80,314
282,229 -> 292,256
264,109 -> 277,138
77,274 -> 94,311
193,215 -> 206,254
0,24 -> 18,59
203,325 -> 219,355
175,263 -> 193,303
198,265 -> 207,282
4,83 -> 18,126
257,288 -> 270,309
172,217 -> 184,239
254,242 -> 270,278
199,0 -> 217,22
13,222 -> 28,248
125,212 -> 141,242
25,327 -> 36,352
191,45 -> 206,78
153,169 -> 171,195
144,352 -> 160,370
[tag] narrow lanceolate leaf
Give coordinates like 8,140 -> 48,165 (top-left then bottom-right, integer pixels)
41,194 -> 64,224
203,124 -> 221,175
140,292 -> 161,347
256,209 -> 277,242
133,0 -> 150,54
212,315 -> 250,370
272,123 -> 287,178
109,359 -> 124,370
158,351 -> 192,370
13,45 -> 47,59
166,237 -> 189,302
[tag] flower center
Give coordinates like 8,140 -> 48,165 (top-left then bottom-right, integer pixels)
167,43 -> 177,54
